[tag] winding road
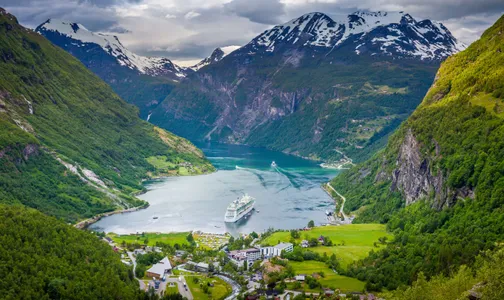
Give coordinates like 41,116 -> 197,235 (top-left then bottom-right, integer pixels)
326,183 -> 348,219
127,251 -> 146,290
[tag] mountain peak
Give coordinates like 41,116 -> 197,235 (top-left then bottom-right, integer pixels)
36,19 -> 187,79
190,45 -> 240,71
245,10 -> 465,60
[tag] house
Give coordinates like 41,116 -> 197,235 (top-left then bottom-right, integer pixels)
104,237 -> 113,244
146,257 -> 172,279
324,289 -> 335,296
318,235 -> 325,243
134,248 -> 146,256
186,261 -> 210,272
175,250 -> 187,257
295,275 -> 306,281
301,240 -> 309,248
228,248 -> 261,267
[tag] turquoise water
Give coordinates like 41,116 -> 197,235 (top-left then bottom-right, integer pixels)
90,143 -> 340,235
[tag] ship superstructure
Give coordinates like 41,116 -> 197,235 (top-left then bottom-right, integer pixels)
224,194 -> 255,223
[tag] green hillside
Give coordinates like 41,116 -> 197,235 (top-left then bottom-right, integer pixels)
0,8 -> 213,222
330,15 -> 504,290
0,205 -> 141,299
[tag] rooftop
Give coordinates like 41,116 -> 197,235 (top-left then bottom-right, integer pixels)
274,243 -> 293,250
146,257 -> 172,276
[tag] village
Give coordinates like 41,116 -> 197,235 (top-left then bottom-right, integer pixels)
98,223 -> 388,300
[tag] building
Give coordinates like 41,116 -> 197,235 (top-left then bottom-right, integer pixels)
146,257 -> 172,279
260,243 -> 293,258
186,261 -> 210,272
228,248 -> 261,267
134,248 -> 146,256
295,275 -> 306,281
301,240 -> 309,248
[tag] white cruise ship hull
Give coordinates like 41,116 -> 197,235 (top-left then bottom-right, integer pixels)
224,203 -> 255,223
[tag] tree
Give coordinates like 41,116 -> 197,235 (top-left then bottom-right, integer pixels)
208,262 -> 215,273
250,231 -> 259,239
309,238 -> 318,247
308,220 -> 315,228
243,260 -> 248,271
144,238 -> 149,245
186,233 -> 194,243
290,230 -> 300,239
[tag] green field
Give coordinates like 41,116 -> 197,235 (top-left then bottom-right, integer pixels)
165,284 -> 179,295
262,224 -> 392,268
108,232 -> 190,247
289,261 -> 365,292
186,276 -> 232,300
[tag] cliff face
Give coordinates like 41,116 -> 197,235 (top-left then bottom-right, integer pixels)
387,129 -> 475,210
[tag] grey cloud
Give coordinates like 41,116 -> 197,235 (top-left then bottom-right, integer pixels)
3,0 -> 503,63
224,0 -> 286,24
4,0 -> 119,30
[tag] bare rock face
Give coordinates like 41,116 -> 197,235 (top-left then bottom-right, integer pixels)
390,129 -> 471,209
22,144 -> 39,160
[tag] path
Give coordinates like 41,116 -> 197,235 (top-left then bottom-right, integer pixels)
166,277 -> 193,300
326,183 -> 348,219
127,251 -> 146,290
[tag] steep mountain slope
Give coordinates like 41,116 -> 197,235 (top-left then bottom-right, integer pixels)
36,19 -> 189,118
0,205 -> 142,299
149,11 -> 465,162
330,14 -> 504,290
0,8 -> 213,222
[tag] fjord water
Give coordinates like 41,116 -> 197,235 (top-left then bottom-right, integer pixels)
91,143 -> 340,235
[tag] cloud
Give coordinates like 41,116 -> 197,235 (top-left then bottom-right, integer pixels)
3,0 -> 503,62
224,0 -> 286,24
184,11 -> 201,20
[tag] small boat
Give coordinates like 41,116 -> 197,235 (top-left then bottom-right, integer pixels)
256,210 -> 260,213
153,216 -> 159,219
271,161 -> 277,167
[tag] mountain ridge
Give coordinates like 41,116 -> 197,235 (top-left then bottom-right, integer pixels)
0,7 -> 214,222
149,10 -> 462,162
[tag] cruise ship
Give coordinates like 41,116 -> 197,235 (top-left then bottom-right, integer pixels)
224,194 -> 255,223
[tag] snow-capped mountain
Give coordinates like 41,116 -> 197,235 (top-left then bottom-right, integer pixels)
190,46 -> 240,71
245,11 -> 465,60
36,19 -> 187,79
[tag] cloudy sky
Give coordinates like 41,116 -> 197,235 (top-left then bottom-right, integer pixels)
4,0 -> 504,66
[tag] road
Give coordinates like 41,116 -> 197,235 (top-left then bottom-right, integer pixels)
127,251 -> 146,290
165,277 -> 193,300
326,183 -> 348,219
216,274 -> 241,300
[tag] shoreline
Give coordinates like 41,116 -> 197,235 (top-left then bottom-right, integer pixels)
74,204 -> 150,230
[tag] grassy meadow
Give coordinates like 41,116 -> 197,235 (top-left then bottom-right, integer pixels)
289,261 -> 365,292
108,232 -> 190,247
186,276 -> 232,300
262,224 -> 392,268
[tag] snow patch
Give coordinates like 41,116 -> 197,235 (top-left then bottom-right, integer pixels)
38,19 -> 187,78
